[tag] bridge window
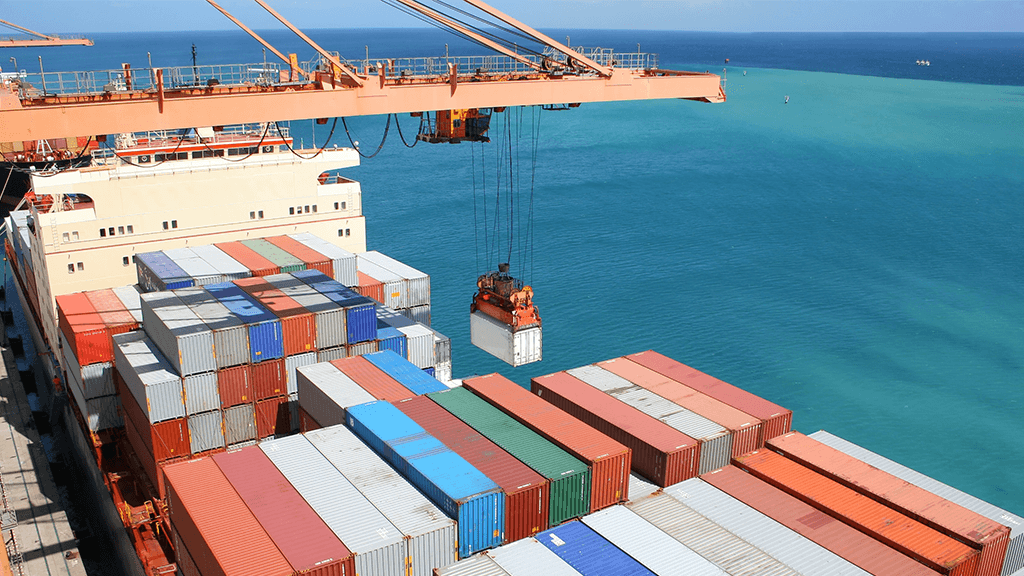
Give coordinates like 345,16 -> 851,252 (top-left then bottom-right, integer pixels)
127,225 -> 134,234
258,210 -> 264,219
289,207 -> 295,215
123,256 -> 130,266
109,227 -> 115,236
99,228 -> 106,237
163,221 -> 168,230
312,205 -> 317,213
73,231 -> 79,240
118,226 -> 124,235
68,264 -> 74,274
76,262 -> 84,271
171,220 -> 178,229
62,233 -> 69,242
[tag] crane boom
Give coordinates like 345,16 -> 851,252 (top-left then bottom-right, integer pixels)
0,18 -> 93,47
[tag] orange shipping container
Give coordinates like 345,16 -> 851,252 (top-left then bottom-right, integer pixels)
356,271 -> 385,303
216,241 -> 280,277
56,293 -> 112,365
769,432 -> 1011,576
734,449 -> 980,576
265,235 -> 334,278
235,277 -> 316,356
330,356 -> 414,402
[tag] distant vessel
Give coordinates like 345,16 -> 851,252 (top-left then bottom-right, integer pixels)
916,60 -> 931,66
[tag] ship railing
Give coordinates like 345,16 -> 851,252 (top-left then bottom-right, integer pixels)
90,123 -> 290,162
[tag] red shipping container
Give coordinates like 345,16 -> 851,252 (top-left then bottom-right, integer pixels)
298,406 -> 321,433
356,271 -> 385,303
56,293 -> 111,365
250,358 -> 286,401
116,369 -> 190,463
703,465 -> 942,576
255,396 -> 290,439
598,357 -> 764,457
213,447 -> 356,576
528,372 -> 696,488
122,411 -> 185,501
172,530 -> 201,576
463,373 -> 632,511
734,449 -> 979,576
396,395 -> 552,540
626,351 -> 793,442
330,356 -> 414,402
84,288 -> 140,348
235,277 -> 316,356
215,241 -> 280,277
218,364 -> 252,408
265,235 -> 334,278
163,458 -> 293,576
768,432 -> 1011,576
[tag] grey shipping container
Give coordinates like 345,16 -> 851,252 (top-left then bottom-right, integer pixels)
582,505 -> 728,576
347,340 -> 379,357
297,363 -> 375,428
358,258 -> 408,309
190,244 -> 251,282
666,478 -> 871,576
141,291 -> 217,376
434,555 -> 509,576
174,288 -> 250,369
317,346 -> 347,363
113,332 -> 185,424
67,367 -> 121,431
289,233 -> 358,286
486,537 -> 582,576
398,324 -> 435,369
809,430 -> 1024,576
402,304 -> 431,327
433,331 -> 451,364
285,351 -> 317,395
434,361 -> 452,384
164,248 -> 224,285
112,285 -> 144,324
61,332 -> 114,398
182,371 -> 220,415
305,425 -> 457,576
265,274 -> 347,348
288,392 -> 299,433
223,403 -> 256,445
187,409 -> 225,454
359,251 -> 431,308
627,492 -> 799,576
628,473 -> 661,503
260,434 -> 408,576
568,365 -> 732,475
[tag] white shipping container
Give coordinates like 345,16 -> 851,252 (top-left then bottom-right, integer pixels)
433,331 -> 451,364
628,473 -> 661,503
285,351 -> 317,395
66,367 -> 121,432
112,285 -> 144,324
289,233 -> 358,286
141,291 -> 216,376
174,288 -> 249,369
223,403 -> 256,445
470,311 -> 541,367
317,346 -> 347,363
359,251 -> 430,308
261,434 -> 407,576
190,244 -> 251,281
113,332 -> 185,424
187,409 -> 225,454
486,537 -> 581,576
434,555 -> 509,576
164,247 -> 223,285
357,258 -> 408,309
402,304 -> 431,327
397,324 -> 435,369
434,361 -> 453,384
297,363 -> 375,428
305,425 -> 457,576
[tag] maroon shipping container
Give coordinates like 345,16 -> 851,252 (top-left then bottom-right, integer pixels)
396,395 -> 551,541
235,277 -> 316,356
250,358 -> 286,401
298,406 -> 321,433
218,364 -> 252,408
330,356 -> 415,402
266,235 -> 334,278
529,371 -> 696,488
213,447 -> 356,576
255,396 -> 290,439
117,371 -> 190,463
704,465 -> 943,576
123,410 -> 186,501
463,373 -> 632,511
163,458 -> 293,576
768,431 -> 1011,576
215,241 -> 280,277
56,293 -> 112,365
172,530 -> 201,576
598,357 -> 763,457
626,351 -> 793,442
734,449 -> 979,576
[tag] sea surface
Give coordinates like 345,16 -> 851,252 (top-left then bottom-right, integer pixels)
4,29 -> 1023,519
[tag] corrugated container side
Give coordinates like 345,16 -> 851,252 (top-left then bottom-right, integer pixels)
771,431 -> 1010,576
217,364 -> 251,408
84,288 -> 139,335
435,361 -> 452,384
357,271 -> 386,303
235,277 -> 316,356
486,537 -> 582,576
66,367 -> 121,431
212,446 -> 357,576
263,275 -> 346,349
215,241 -> 279,277
285,351 -> 317,395
255,396 -> 290,438
288,392 -> 299,433
298,406 -> 321,432
190,244 -> 251,281
364,350 -> 447,395
433,332 -> 451,364
182,372 -> 220,416
61,332 -> 114,398
56,292 -> 111,365
734,450 -> 979,576
205,282 -> 285,363
377,325 -> 407,358
250,357 -> 286,400
626,351 -> 792,442
359,251 -> 430,308
140,291 -> 217,376
598,357 -> 763,457
112,285 -> 144,324
266,235 -> 334,277
628,473 -> 661,503
347,340 -> 380,357
464,373 -> 630,512
434,555 -> 508,576
223,403 -> 256,445
164,247 -> 224,285
187,409 -> 225,454
305,425 -> 458,576
396,395 -> 550,542
289,233 -> 357,285
537,521 -> 656,576
298,273 -> 377,343
174,287 -> 249,369
626,492 -> 800,576
172,530 -> 201,576
296,363 -> 375,427
397,324 -> 436,369
702,465 -> 944,576
470,311 -> 542,367
404,304 -> 431,327
317,345 -> 347,363
113,332 -> 185,424
347,401 -> 505,557
117,372 -> 189,463
241,238 -> 305,273
331,355 -> 415,401
135,251 -> 194,292
123,411 -> 170,500
529,371 -> 695,488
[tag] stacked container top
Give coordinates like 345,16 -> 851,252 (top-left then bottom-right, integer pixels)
296,362 -> 376,428
289,232 -> 358,286
112,285 -> 144,323
135,251 -> 194,292
265,273 -> 347,349
173,288 -> 249,369
626,351 -> 792,442
294,269 -> 377,344
355,256 -> 408,309
215,241 -> 279,277
190,244 -> 251,281
113,332 -> 185,423
487,537 -> 584,576
83,288 -> 139,335
428,387 -> 591,527
537,521 -> 655,576
205,281 -> 283,363
57,292 -> 117,365
241,238 -> 305,273
235,276 -> 316,356
163,247 -> 223,286
364,350 -> 446,395
359,250 -> 430,307
266,235 -> 334,278
466,373 -> 631,512
140,291 -> 216,376
162,458 -> 293,575
331,356 -> 415,402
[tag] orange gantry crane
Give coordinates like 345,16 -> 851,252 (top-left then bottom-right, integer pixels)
0,18 -> 92,48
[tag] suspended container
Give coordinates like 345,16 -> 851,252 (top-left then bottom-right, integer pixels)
288,232 -> 358,286
471,311 -> 541,367
296,362 -> 375,427
363,350 -> 447,395
134,251 -> 194,292
174,288 -> 249,369
190,244 -> 251,282
206,282 -> 283,363
265,273 -> 347,348
358,250 -> 431,308
163,247 -> 223,286
140,291 -> 216,377
470,266 -> 541,367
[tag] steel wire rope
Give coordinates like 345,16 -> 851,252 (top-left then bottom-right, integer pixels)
195,123 -> 288,162
471,142 -> 479,274
340,116 -> 391,159
0,166 -> 15,208
527,106 -> 540,286
506,109 -> 515,267
274,118 -> 340,160
490,111 -> 509,267
98,128 -> 195,168
425,0 -> 546,52
393,114 -> 421,148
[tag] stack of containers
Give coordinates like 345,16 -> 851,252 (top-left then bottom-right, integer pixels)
266,235 -> 334,278
809,430 -> 1024,576
241,238 -> 305,274
566,365 -> 732,474
463,374 -> 632,512
530,371 -> 699,487
436,537 -> 584,576
215,241 -> 280,277
395,395 -> 550,542
537,521 -> 656,576
354,255 -> 407,310
768,431 -> 1012,576
293,269 -> 378,358
288,232 -> 358,286
140,291 -> 224,455
346,401 -> 505,558
134,251 -> 194,292
428,387 -> 591,526
296,362 -> 375,429
700,465 -> 944,576
190,244 -> 251,282
377,305 -> 436,369
358,251 -> 431,325
162,248 -> 223,286
357,270 -> 385,303
626,351 -> 792,443
112,286 -> 144,324
733,449 -> 980,576
435,554 -> 508,576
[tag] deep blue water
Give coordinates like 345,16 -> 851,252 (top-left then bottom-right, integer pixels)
3,29 -> 1022,519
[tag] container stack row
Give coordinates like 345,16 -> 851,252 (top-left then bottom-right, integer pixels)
355,250 -> 432,325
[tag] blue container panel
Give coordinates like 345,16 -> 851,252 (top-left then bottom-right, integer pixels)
376,327 -> 407,359
538,522 -> 656,576
364,350 -> 447,395
292,268 -> 332,284
247,321 -> 284,362
302,276 -> 377,342
424,367 -> 436,377
137,252 -> 194,290
205,282 -> 277,323
345,304 -> 378,343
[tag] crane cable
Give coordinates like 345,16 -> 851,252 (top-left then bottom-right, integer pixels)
341,116 -> 392,159
275,118 -> 340,160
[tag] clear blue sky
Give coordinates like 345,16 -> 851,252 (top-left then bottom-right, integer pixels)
1,0 -> 1022,33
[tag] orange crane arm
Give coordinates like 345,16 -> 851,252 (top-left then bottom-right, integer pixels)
205,0 -> 311,81
0,18 -> 93,47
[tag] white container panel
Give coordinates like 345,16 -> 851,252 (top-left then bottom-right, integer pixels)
470,311 -> 541,367
183,372 -> 220,415
397,324 -> 435,369
187,409 -> 225,454
285,351 -> 317,395
434,555 -> 508,576
434,361 -> 453,384
628,473 -> 661,503
402,305 -> 431,327
377,305 -> 414,329
164,248 -> 223,285
113,332 -> 185,423
190,244 -> 251,281
359,251 -> 431,308
223,403 -> 256,445
317,346 -> 347,363
67,367 -> 122,432
141,291 -> 216,376
297,363 -> 375,428
174,288 -> 249,369
487,537 -> 580,576
433,332 -> 451,364
357,258 -> 408,309
289,233 -> 357,286
112,285 -> 144,323
61,331 -> 115,398
347,340 -> 379,357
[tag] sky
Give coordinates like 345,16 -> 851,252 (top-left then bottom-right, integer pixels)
0,0 -> 1022,33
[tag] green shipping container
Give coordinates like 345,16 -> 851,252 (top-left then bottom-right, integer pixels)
242,238 -> 306,273
429,387 -> 590,525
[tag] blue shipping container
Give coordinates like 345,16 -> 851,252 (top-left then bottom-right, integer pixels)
537,521 -> 656,576
295,270 -> 377,344
346,401 -> 504,558
136,251 -> 194,291
205,282 -> 284,362
376,326 -> 407,359
363,350 -> 446,395
423,367 -> 436,378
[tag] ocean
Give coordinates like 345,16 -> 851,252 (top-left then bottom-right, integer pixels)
4,28 -> 1022,520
